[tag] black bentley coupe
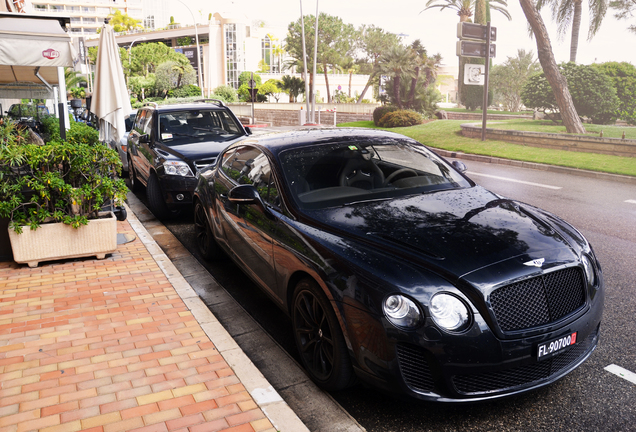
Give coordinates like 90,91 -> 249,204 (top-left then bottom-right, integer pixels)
192,128 -> 604,402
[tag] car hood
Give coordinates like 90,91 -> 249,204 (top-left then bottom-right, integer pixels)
158,138 -> 243,162
303,186 -> 582,281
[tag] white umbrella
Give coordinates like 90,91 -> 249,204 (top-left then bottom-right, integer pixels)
91,24 -> 132,144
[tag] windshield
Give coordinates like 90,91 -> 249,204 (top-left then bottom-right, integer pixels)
158,109 -> 242,145
279,139 -> 472,209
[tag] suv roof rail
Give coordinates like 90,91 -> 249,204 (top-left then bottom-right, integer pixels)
142,102 -> 158,108
193,98 -> 226,107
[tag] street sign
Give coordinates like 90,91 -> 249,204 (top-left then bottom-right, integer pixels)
456,40 -> 496,58
464,64 -> 485,85
457,22 -> 497,41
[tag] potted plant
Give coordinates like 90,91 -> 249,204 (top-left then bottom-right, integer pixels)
0,117 -> 128,267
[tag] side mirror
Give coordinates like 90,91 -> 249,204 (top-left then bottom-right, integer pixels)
452,160 -> 467,173
228,184 -> 261,204
245,126 -> 253,136
228,184 -> 275,219
139,134 -> 151,144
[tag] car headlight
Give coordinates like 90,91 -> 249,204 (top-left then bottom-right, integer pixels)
581,255 -> 596,286
429,293 -> 470,331
163,161 -> 194,177
383,295 -> 422,328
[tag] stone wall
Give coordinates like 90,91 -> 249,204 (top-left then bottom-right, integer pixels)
444,112 -> 532,121
461,124 -> 636,157
250,109 -> 372,127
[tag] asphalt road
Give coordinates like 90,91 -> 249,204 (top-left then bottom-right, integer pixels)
133,157 -> 636,432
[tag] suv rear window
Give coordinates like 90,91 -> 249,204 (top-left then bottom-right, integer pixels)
158,109 -> 242,145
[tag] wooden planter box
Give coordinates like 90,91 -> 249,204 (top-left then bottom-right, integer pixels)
8,212 -> 117,268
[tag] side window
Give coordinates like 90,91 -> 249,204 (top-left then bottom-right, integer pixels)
220,147 -> 279,207
133,110 -> 147,133
141,111 -> 154,135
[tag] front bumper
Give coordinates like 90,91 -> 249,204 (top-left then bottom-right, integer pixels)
344,287 -> 604,402
158,175 -> 198,207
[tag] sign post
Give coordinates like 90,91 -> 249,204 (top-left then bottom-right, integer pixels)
457,22 -> 496,141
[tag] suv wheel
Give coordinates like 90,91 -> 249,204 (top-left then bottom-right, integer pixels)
147,173 -> 180,219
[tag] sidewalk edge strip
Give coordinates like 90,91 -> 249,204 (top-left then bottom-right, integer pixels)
124,203 -> 310,432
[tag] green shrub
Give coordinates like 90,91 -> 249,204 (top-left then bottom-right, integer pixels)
594,62 -> 636,125
522,62 -> 620,124
212,85 -> 238,103
0,125 -> 127,233
168,84 -> 201,98
377,110 -> 423,128
373,105 -> 400,125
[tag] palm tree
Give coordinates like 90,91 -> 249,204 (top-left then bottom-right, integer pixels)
520,0 -> 586,133
280,75 -> 305,103
535,0 -> 609,62
422,0 -> 512,22
378,45 -> 418,109
65,68 -> 87,89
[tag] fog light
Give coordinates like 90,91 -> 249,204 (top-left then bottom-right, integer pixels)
176,194 -> 184,201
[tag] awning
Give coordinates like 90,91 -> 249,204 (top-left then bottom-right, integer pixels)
0,12 -> 75,94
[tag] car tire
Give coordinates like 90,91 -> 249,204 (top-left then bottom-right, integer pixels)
128,157 -> 143,193
194,200 -> 223,260
292,278 -> 355,392
147,173 -> 180,220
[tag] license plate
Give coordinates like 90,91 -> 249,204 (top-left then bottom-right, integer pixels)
537,332 -> 577,360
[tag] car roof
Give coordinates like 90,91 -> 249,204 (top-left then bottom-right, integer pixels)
142,101 -> 230,112
231,128 -> 417,156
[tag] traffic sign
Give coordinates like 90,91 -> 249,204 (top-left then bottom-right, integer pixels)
457,22 -> 497,41
249,79 -> 257,89
456,40 -> 496,58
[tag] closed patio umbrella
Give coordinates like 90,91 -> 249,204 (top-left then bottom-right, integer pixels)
90,23 -> 132,144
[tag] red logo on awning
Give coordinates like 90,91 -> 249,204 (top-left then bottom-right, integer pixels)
42,49 -> 60,60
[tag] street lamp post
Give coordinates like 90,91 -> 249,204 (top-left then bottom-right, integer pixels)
176,0 -> 204,98
129,36 -> 147,66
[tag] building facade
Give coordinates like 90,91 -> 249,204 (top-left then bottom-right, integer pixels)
25,0 -> 145,36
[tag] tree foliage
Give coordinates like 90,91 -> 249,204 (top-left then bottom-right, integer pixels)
535,0 -> 609,62
490,49 -> 541,112
593,61 -> 636,124
212,85 -> 239,103
354,25 -> 401,103
520,0 -> 586,133
521,62 -> 620,124
108,10 -> 142,33
286,13 -> 356,103
154,61 -> 196,94
279,75 -> 305,102
378,41 -> 442,114
610,0 -> 636,33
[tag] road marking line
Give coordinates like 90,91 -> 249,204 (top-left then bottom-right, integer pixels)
626,200 -> 636,205
605,364 -> 636,385
467,172 -> 563,190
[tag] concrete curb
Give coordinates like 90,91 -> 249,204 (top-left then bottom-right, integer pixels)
434,148 -> 636,185
124,203 -> 310,432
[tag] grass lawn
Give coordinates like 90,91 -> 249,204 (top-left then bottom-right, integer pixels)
442,107 -> 533,116
486,119 -> 636,139
337,120 -> 636,177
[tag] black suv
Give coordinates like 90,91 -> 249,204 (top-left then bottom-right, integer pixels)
127,99 -> 251,218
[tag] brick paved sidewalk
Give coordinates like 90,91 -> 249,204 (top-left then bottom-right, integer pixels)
0,217 -> 287,432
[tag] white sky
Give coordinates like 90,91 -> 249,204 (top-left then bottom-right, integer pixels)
171,0 -> 636,68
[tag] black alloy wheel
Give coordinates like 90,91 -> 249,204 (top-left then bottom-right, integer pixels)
292,279 -> 354,391
128,157 -> 142,192
194,200 -> 222,260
